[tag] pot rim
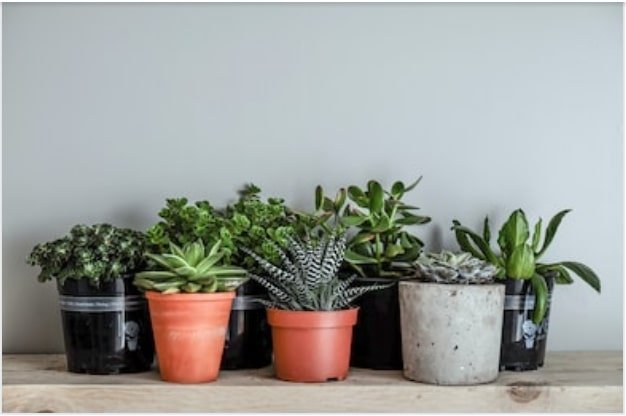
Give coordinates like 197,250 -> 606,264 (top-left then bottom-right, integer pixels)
144,290 -> 236,302
399,280 -> 505,289
267,307 -> 359,328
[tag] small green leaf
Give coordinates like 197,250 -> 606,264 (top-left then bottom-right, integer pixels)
344,249 -> 378,265
532,218 -> 542,253
483,217 -> 491,243
497,209 -> 530,255
560,261 -> 601,292
335,188 -> 347,211
391,181 -> 405,198
315,186 -> 324,211
367,181 -> 384,214
404,176 -> 423,192
506,244 -> 535,279
530,273 -> 548,324
341,215 -> 368,227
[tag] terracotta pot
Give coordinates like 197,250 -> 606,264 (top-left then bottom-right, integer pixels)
145,291 -> 234,383
267,308 -> 358,382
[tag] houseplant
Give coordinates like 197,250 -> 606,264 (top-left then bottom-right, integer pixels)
400,251 -> 504,385
314,178 -> 431,369
452,209 -> 601,370
134,239 -> 247,383
145,185 -> 295,370
26,224 -> 154,374
243,231 -> 391,382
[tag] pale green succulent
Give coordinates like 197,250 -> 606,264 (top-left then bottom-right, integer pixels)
416,251 -> 497,285
134,240 -> 248,294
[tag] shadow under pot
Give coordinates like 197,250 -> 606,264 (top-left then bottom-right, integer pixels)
220,280 -> 272,370
500,276 -> 555,371
350,277 -> 411,370
57,277 -> 154,374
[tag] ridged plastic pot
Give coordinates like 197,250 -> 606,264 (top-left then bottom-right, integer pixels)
145,291 -> 234,383
500,277 -> 555,371
350,277 -> 410,370
268,308 -> 358,382
221,280 -> 272,370
57,277 -> 154,374
399,281 -> 505,385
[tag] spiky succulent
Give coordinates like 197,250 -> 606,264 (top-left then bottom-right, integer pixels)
416,251 -> 497,285
134,240 -> 248,294
242,232 -> 391,311
26,224 -> 146,286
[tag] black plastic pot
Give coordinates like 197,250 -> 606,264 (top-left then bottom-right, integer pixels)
500,277 -> 555,371
350,277 -> 411,370
57,277 -> 154,374
220,280 -> 272,370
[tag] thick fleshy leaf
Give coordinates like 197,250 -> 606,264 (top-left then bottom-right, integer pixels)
497,209 -> 530,255
367,181 -> 384,213
161,253 -> 190,269
391,181 -> 405,198
483,217 -> 491,243
335,188 -> 347,211
404,176 -> 422,192
195,252 -> 225,275
530,273 -> 548,324
560,261 -> 601,292
344,249 -> 378,265
536,209 -> 571,258
341,215 -> 368,227
315,185 -> 324,211
452,221 -> 499,265
506,244 -> 535,279
532,218 -> 542,253
384,243 -> 405,259
135,271 -> 177,281
350,233 -> 376,246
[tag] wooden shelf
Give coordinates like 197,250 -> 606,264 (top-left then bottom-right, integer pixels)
2,351 -> 622,412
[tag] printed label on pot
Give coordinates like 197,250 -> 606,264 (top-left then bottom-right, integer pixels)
59,295 -> 146,312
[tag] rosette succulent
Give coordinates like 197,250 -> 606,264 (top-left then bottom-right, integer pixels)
416,251 -> 498,284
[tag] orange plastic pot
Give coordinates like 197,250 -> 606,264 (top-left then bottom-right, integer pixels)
145,291 -> 234,383
267,308 -> 358,382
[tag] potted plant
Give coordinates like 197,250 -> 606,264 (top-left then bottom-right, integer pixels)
452,209 -> 601,371
242,231 -> 390,382
314,178 -> 431,369
400,251 -> 504,385
26,224 -> 154,374
134,239 -> 247,383
146,185 -> 295,370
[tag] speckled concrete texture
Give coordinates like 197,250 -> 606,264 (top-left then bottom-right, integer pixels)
399,281 -> 505,385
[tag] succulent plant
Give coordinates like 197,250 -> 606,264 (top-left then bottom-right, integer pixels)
26,224 -> 147,286
452,209 -> 601,324
134,240 -> 247,294
242,231 -> 392,311
416,251 -> 498,284
314,178 -> 431,278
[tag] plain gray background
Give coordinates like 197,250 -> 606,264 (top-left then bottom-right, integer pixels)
3,3 -> 623,353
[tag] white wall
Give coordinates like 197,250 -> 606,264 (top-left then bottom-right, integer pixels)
3,3 -> 622,353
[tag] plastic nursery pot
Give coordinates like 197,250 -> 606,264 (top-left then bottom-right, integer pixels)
221,280 -> 272,370
399,281 -> 505,385
500,277 -> 555,371
268,308 -> 358,382
145,291 -> 235,383
350,277 -> 412,370
57,277 -> 154,375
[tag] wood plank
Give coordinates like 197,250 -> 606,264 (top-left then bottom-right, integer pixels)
2,351 -> 622,412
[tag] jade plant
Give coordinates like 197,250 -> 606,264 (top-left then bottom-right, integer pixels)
314,178 -> 431,278
242,232 -> 392,310
451,209 -> 601,323
26,224 -> 147,286
416,251 -> 498,284
134,240 -> 247,294
145,184 -> 299,276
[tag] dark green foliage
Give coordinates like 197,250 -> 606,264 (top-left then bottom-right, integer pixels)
314,178 -> 431,278
452,209 -> 601,324
146,184 -> 300,275
244,231 -> 392,311
26,224 -> 146,286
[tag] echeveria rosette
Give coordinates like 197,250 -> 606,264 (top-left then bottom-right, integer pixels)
26,224 -> 147,286
452,209 -> 601,324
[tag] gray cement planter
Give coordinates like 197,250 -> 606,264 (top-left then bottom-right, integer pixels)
399,281 -> 505,385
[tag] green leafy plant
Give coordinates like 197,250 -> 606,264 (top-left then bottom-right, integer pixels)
145,184 -> 300,275
416,251 -> 498,285
314,178 -> 431,278
134,240 -> 247,294
452,209 -> 601,323
26,224 -> 147,286
242,232 -> 391,311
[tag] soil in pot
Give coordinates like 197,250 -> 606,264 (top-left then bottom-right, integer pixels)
500,277 -> 555,371
399,281 -> 505,385
221,280 -> 272,370
146,291 -> 234,383
350,277 -> 411,370
57,277 -> 154,374
268,308 -> 358,382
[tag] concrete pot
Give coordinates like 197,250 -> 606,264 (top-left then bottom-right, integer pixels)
399,281 -> 505,385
